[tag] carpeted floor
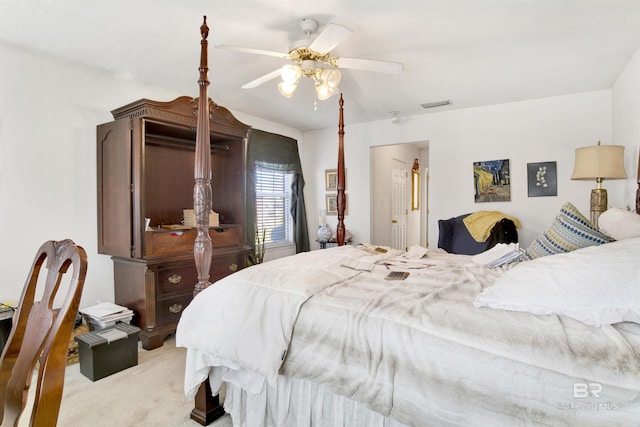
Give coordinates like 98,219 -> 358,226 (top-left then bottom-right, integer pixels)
22,335 -> 232,427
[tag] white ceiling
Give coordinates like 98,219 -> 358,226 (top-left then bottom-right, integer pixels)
2,1 -> 639,131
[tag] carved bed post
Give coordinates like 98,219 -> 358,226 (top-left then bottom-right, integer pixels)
336,94 -> 346,245
191,17 -> 226,426
193,16 -> 213,296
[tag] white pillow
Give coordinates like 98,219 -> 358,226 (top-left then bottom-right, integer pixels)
474,237 -> 640,326
598,208 -> 640,240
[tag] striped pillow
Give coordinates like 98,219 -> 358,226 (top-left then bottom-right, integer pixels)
524,202 -> 615,260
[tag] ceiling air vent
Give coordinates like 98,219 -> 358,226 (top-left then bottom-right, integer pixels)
421,100 -> 452,109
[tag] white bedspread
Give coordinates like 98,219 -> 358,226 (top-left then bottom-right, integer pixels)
176,245 -> 401,392
177,246 -> 640,426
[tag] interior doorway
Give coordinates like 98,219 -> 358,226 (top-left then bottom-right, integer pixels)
370,142 -> 429,249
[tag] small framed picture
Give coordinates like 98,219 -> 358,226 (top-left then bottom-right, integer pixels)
527,161 -> 557,197
326,194 -> 348,216
325,169 -> 338,191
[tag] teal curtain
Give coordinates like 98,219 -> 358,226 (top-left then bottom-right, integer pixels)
245,129 -> 310,253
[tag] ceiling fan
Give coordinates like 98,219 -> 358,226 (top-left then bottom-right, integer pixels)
216,18 -> 404,100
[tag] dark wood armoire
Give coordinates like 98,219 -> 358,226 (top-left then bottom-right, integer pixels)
97,96 -> 251,349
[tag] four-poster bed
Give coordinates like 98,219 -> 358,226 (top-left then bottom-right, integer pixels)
186,16 -> 350,424
180,16 -> 640,427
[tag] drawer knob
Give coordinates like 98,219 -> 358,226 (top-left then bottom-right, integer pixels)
228,263 -> 238,272
168,304 -> 183,314
168,274 -> 182,284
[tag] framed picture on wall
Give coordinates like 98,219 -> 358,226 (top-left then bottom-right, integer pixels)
325,169 -> 338,191
326,194 -> 348,215
527,161 -> 557,197
473,159 -> 511,203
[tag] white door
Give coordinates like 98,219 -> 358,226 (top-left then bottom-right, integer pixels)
391,158 -> 407,251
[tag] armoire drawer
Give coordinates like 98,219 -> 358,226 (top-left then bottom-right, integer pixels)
157,264 -> 198,296
156,251 -> 247,296
210,253 -> 244,282
156,293 -> 192,327
144,225 -> 244,258
209,226 -> 243,247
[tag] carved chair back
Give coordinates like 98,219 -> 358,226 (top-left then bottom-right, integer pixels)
0,239 -> 87,426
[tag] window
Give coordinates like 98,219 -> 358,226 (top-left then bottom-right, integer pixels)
255,167 -> 294,246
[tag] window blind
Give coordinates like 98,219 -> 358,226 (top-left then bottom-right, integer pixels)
255,167 -> 293,245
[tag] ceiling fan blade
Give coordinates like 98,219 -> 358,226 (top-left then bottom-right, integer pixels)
216,44 -> 289,59
242,69 -> 282,89
336,57 -> 404,74
309,23 -> 353,54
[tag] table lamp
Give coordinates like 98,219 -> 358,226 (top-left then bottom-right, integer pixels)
571,141 -> 627,228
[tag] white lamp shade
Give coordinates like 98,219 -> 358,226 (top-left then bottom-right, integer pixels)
281,65 -> 302,83
321,69 -> 341,88
315,82 -> 333,100
278,81 -> 298,97
571,144 -> 627,180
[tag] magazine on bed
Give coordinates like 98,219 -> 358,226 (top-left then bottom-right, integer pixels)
471,242 -> 522,267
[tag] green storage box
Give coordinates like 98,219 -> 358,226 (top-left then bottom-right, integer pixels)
75,323 -> 140,381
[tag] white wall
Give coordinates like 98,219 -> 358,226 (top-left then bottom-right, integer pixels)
302,89 -> 638,251
612,45 -> 640,205
0,43 -> 300,307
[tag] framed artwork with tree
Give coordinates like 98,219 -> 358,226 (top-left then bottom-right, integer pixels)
527,161 -> 557,197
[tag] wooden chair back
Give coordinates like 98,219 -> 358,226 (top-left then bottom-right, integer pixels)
0,239 -> 87,427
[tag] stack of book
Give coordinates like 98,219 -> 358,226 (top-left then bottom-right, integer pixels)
0,303 -> 15,353
471,243 -> 522,267
0,303 -> 14,321
80,302 -> 133,331
183,209 -> 219,227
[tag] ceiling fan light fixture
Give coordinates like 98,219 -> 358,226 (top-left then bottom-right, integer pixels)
278,81 -> 298,98
315,81 -> 333,100
321,68 -> 341,88
281,64 -> 302,83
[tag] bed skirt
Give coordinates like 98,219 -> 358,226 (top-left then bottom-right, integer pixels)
224,375 -> 409,427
